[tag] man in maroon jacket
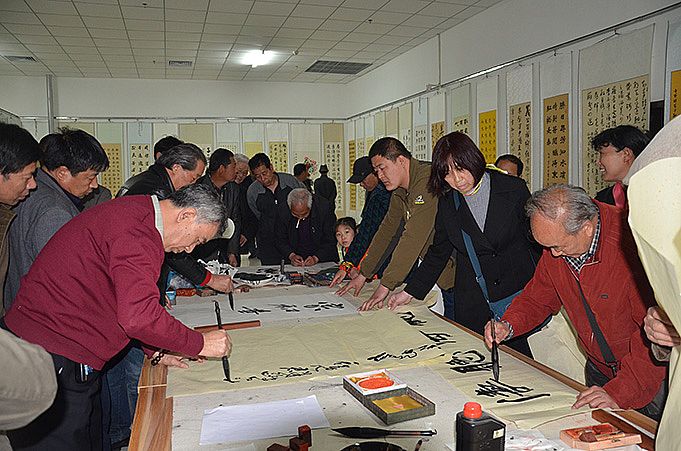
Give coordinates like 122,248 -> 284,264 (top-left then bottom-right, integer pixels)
485,184 -> 665,419
2,184 -> 231,450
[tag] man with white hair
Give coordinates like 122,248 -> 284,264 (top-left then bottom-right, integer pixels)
276,188 -> 338,266
485,184 -> 665,418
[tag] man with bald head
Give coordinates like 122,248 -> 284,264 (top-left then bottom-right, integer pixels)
485,184 -> 665,419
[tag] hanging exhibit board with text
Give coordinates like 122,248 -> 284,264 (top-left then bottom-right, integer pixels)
364,115 -> 374,158
373,111 -> 385,139
543,94 -> 570,187
127,122 -> 153,179
451,84 -> 471,136
179,123 -> 215,161
217,122 -> 241,155
266,122 -> 289,173
354,119 -> 366,213
152,123 -> 178,144
290,123 -> 321,177
429,93 -> 446,155
348,139 -> 357,211
666,21 -> 681,121
507,65 -> 533,187
96,122 -> 124,195
398,102 -> 413,151
386,107 -> 398,138
478,110 -> 497,163
540,52 -> 572,187
579,25 -> 652,195
477,77 -> 498,163
323,122 -> 344,212
242,122 -> 265,160
413,97 -> 428,161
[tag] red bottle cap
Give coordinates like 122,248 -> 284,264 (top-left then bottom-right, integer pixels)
463,402 -> 483,419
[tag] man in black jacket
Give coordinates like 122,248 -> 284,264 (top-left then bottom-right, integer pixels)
276,188 -> 338,266
313,164 -> 337,208
192,148 -> 241,267
247,153 -> 303,264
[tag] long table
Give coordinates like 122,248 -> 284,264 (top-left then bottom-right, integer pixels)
130,283 -> 657,450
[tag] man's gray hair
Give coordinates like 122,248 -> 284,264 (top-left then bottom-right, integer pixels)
157,143 -> 207,171
526,184 -> 598,235
168,184 -> 226,235
234,153 -> 249,164
287,188 -> 312,209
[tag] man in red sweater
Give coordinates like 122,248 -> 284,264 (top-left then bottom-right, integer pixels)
485,184 -> 665,419
1,184 -> 231,450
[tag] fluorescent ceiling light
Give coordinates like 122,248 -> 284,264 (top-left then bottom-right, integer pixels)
242,50 -> 274,68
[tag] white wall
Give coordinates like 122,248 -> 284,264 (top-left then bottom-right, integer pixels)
345,0 -> 679,117
0,75 -> 349,119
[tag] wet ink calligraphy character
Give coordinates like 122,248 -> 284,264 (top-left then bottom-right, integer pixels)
475,379 -> 550,403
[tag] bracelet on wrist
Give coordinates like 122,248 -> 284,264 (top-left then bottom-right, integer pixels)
151,350 -> 166,366
500,320 -> 514,341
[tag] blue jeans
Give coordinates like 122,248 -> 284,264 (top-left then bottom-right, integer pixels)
102,344 -> 144,445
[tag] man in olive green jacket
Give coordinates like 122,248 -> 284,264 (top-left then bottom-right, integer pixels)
338,137 -> 455,308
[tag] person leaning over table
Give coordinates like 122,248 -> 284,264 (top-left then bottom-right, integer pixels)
337,137 -> 455,310
1,184 -> 232,450
329,156 -> 392,287
385,132 -> 541,356
484,184 -> 666,418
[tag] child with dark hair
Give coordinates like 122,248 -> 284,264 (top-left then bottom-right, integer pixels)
335,217 -> 357,259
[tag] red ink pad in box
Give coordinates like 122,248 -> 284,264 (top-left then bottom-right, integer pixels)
344,369 -> 405,396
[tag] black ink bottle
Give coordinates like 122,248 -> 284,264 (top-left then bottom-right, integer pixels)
455,402 -> 505,451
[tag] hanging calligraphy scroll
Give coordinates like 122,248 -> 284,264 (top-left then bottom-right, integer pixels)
348,140 -> 356,210
268,141 -> 288,173
543,94 -> 570,187
508,102 -> 532,187
413,125 -> 428,161
431,121 -> 445,154
478,110 -> 497,163
671,69 -> 681,121
452,115 -> 470,136
581,75 -> 649,196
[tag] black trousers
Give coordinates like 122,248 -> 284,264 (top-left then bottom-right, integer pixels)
585,359 -> 667,421
7,352 -> 103,450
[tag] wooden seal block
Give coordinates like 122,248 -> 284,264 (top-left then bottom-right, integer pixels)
560,423 -> 641,450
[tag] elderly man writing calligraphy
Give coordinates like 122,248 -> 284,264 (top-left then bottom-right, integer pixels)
1,184 -> 232,450
485,184 -> 665,418
276,188 -> 338,266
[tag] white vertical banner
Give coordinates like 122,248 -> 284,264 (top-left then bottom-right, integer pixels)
290,123 -> 321,177
506,65 -> 533,187
413,97 -> 428,161
398,102 -> 413,151
450,84 -> 471,136
429,93 -> 445,159
217,122 -> 241,154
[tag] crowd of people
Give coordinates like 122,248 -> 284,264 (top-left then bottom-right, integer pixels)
0,117 -> 679,450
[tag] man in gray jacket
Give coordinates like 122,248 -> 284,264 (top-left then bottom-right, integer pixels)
247,153 -> 303,265
5,127 -> 109,306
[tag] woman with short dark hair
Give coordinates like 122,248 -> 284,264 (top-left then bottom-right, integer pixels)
388,132 -> 541,356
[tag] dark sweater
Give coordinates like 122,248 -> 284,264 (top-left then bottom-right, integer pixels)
4,196 -> 204,370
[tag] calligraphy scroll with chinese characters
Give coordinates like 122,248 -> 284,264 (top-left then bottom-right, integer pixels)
413,125 -> 428,161
478,110 -> 497,163
431,121 -> 445,152
671,69 -> 681,120
508,102 -> 532,186
348,140 -> 356,210
128,144 -> 151,178
581,75 -> 649,196
356,139 -> 366,212
324,142 -> 343,211
452,115 -> 470,136
268,141 -> 288,173
543,94 -> 570,187
100,144 -> 123,194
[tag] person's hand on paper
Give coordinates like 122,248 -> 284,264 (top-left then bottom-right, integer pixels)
387,290 -> 413,310
337,273 -> 367,297
289,252 -> 304,266
303,255 -> 318,266
359,284 -> 390,311
484,320 -> 511,348
573,386 -> 619,410
329,267 -> 358,288
644,306 -> 680,347
207,274 -> 234,293
200,330 -> 232,358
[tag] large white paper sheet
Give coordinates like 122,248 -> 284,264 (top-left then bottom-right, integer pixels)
199,395 -> 330,445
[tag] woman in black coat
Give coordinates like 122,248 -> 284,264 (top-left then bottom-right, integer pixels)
388,132 -> 540,356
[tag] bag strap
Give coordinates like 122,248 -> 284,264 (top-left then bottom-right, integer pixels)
576,279 -> 619,377
453,192 -> 490,304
